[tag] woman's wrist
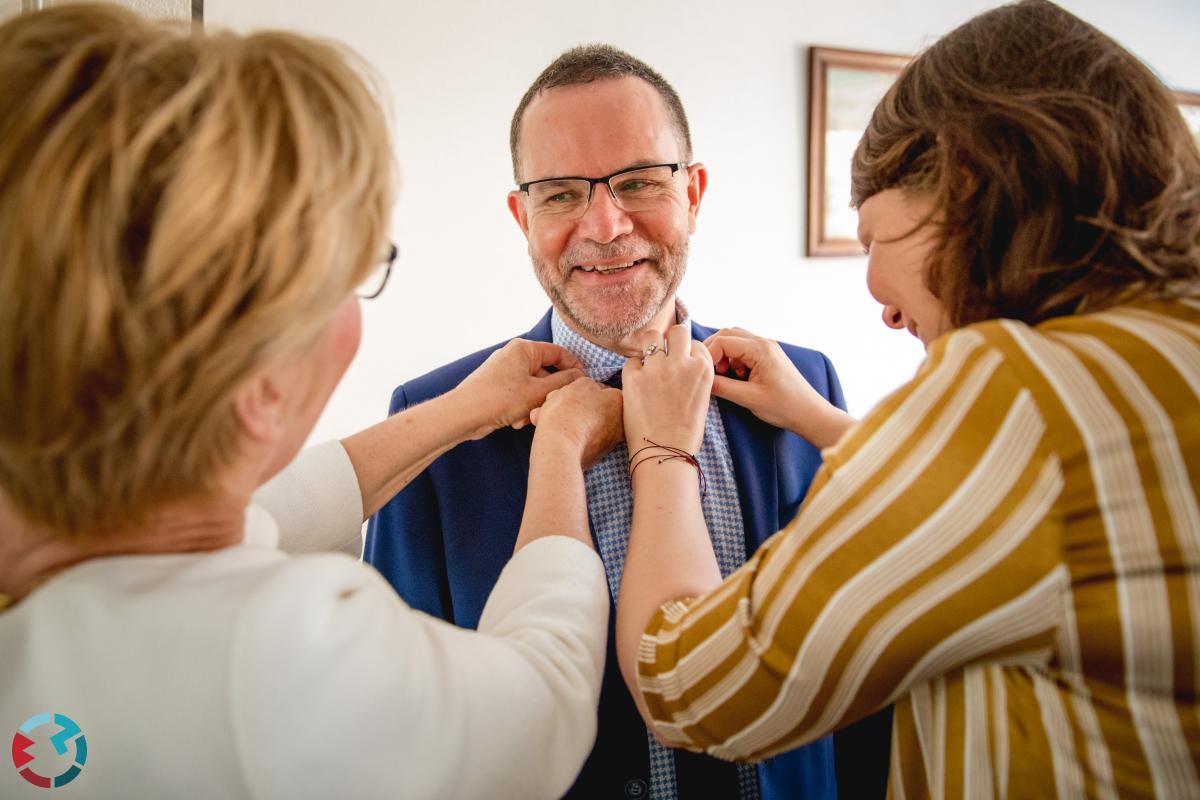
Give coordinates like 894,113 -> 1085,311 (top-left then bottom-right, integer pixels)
788,401 -> 856,449
532,425 -> 588,464
627,437 -> 705,499
625,429 -> 700,455
441,385 -> 502,442
516,424 -> 591,553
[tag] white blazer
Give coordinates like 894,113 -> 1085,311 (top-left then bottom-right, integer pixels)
0,442 -> 609,799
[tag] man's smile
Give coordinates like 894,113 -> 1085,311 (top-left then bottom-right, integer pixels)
571,258 -> 649,275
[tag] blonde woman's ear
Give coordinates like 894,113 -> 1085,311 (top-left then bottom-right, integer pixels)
233,373 -> 288,444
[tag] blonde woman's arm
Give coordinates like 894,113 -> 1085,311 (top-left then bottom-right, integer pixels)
232,535 -> 609,800
255,340 -> 582,555
235,378 -> 624,799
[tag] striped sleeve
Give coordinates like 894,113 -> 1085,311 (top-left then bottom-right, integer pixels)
636,327 -> 1069,760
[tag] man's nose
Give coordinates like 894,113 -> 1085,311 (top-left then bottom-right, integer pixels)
882,305 -> 905,330
575,184 -> 634,243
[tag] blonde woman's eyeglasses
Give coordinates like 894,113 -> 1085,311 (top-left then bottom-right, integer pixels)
357,242 -> 399,300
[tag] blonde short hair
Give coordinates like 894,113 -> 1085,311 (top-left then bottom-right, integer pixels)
0,5 -> 394,534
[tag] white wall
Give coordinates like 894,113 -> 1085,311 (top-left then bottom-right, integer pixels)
208,0 -> 1200,441
2,0 -> 191,23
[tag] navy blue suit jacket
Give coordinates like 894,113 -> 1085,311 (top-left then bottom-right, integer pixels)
366,311 -> 879,799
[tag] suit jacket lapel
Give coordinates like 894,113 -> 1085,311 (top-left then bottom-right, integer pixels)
690,321 -> 780,553
524,309 -> 554,343
716,398 -> 780,553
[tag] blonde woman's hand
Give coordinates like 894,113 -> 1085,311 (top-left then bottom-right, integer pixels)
621,324 -> 714,456
531,377 -> 624,468
454,339 -> 583,439
705,327 -> 855,449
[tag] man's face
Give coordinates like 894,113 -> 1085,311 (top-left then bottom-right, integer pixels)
508,77 -> 706,346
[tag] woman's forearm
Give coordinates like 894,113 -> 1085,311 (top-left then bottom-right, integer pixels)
616,458 -> 722,725
340,387 -> 485,520
790,403 -> 858,450
513,433 -> 592,553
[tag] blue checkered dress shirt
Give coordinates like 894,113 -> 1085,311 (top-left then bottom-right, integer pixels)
550,306 -> 760,800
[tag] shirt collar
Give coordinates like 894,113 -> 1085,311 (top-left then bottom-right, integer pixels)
550,299 -> 690,383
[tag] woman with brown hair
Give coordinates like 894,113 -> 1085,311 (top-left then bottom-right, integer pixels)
613,1 -> 1200,797
0,5 -> 622,798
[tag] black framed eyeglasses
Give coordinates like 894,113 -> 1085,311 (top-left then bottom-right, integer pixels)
357,242 -> 398,300
518,162 -> 688,221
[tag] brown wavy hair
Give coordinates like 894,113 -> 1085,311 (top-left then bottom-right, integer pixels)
851,0 -> 1200,328
0,6 -> 393,534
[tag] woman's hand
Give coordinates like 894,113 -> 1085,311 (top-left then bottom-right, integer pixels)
452,339 -> 583,440
532,377 -> 624,469
515,377 -> 621,553
705,328 -> 855,449
622,324 -> 714,456
336,340 -> 579,522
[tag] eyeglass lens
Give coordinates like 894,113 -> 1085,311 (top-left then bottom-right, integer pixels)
526,164 -> 682,219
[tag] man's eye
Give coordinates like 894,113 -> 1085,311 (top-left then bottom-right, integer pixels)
615,180 -> 652,193
535,186 -> 584,204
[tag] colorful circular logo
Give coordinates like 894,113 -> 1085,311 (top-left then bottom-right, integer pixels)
11,714 -> 87,789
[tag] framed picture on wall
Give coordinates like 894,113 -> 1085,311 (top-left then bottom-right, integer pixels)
806,47 -> 910,257
1179,91 -> 1200,151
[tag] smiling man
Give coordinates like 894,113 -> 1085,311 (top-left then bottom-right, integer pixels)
365,46 -> 877,799
508,72 -> 695,357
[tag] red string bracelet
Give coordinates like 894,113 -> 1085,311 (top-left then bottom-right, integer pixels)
628,437 -> 707,497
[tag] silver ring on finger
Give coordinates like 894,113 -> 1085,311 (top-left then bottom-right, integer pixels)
642,343 -> 662,359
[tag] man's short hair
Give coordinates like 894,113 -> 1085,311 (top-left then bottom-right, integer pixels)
509,44 -> 693,182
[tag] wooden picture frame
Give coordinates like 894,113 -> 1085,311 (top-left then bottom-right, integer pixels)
1178,90 -> 1200,151
806,47 -> 910,257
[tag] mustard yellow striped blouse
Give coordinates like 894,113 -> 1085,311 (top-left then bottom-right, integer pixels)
636,298 -> 1200,798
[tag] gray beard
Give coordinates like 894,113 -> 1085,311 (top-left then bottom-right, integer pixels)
531,239 -> 688,346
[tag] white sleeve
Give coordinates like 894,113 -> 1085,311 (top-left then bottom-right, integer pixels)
230,535 -> 609,800
252,440 -> 364,557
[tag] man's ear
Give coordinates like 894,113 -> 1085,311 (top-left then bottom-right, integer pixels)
507,190 -> 531,239
233,371 -> 287,445
685,162 -> 708,235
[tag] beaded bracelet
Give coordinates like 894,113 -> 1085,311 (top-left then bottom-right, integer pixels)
627,437 -> 707,498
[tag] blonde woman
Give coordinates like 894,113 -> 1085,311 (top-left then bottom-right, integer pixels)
0,6 -> 620,799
